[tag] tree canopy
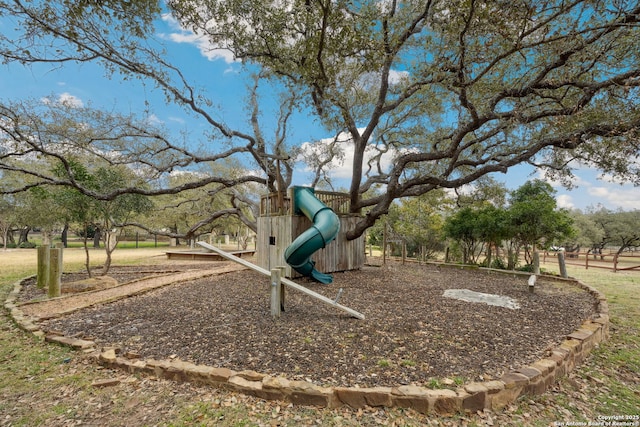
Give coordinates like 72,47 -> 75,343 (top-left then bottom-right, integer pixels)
444,180 -> 575,266
1,0 -> 639,239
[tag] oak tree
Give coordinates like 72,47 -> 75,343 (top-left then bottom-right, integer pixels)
1,0 -> 639,240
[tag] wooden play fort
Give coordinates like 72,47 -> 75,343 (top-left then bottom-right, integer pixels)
256,187 -> 365,280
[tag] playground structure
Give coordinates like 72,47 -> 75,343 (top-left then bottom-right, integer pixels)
196,241 -> 365,319
257,186 -> 365,282
193,187 -> 367,319
283,187 -> 340,283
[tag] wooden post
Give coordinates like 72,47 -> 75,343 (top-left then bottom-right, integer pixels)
585,250 -> 589,269
528,274 -> 537,293
48,247 -> 62,298
37,244 -> 50,289
55,242 -> 64,265
558,251 -> 568,278
402,242 -> 406,265
533,251 -> 540,275
279,266 -> 286,312
270,268 -> 282,319
613,253 -> 619,273
382,223 -> 387,265
197,242 -> 365,319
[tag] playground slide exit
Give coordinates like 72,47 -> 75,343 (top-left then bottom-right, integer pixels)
284,187 -> 340,284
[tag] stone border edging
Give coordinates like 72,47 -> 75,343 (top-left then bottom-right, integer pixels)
4,270 -> 609,415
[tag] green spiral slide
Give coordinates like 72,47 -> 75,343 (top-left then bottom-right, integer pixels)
284,187 -> 340,284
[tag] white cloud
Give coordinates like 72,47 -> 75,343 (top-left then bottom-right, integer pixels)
58,93 -> 84,107
159,13 -> 236,63
146,114 -> 164,125
587,186 -> 640,210
168,116 -> 186,125
169,169 -> 207,179
534,164 -> 590,188
533,163 -> 640,210
41,92 -> 84,108
388,69 -> 410,85
556,194 -> 574,209
299,131 -> 397,180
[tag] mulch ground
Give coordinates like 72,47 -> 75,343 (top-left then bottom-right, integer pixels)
25,262 -> 596,388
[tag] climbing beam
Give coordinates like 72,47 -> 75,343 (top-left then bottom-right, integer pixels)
196,242 -> 365,320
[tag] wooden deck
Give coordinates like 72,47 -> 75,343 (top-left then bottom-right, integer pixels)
165,249 -> 256,261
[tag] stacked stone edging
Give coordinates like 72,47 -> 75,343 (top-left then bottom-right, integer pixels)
4,271 -> 609,415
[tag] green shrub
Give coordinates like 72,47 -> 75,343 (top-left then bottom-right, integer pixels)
516,263 -> 535,273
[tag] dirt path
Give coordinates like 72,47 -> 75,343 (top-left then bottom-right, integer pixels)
20,263 -> 247,320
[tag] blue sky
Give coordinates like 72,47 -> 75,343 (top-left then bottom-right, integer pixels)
1,13 -> 638,212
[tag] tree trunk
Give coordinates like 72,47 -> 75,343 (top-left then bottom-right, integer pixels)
486,244 -> 493,268
83,225 -> 92,278
1,226 -> 8,250
93,227 -> 101,248
61,223 -> 69,247
102,230 -> 119,275
7,228 -> 16,244
18,226 -> 31,245
42,229 -> 52,245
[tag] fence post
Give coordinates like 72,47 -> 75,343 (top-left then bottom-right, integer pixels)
585,251 -> 589,269
37,244 -> 50,289
55,242 -> 64,265
382,223 -> 387,265
613,253 -> 619,273
558,251 -> 568,278
279,266 -> 286,312
48,247 -> 62,298
270,268 -> 282,319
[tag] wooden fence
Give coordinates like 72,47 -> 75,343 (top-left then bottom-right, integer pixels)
369,247 -> 640,274
260,190 -> 352,216
542,250 -> 640,272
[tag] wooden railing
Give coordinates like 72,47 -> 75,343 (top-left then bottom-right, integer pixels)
542,250 -> 640,272
260,190 -> 352,216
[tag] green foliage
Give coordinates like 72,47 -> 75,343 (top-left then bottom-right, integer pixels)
369,190 -> 450,259
507,180 -> 575,263
480,256 -> 507,270
443,207 -> 484,264
584,207 -> 640,254
516,264 -> 535,273
445,180 -> 576,268
2,0 -> 640,245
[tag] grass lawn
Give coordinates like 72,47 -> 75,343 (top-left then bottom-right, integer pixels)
0,248 -> 638,426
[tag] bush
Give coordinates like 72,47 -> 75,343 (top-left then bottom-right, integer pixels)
19,241 -> 36,248
480,257 -> 508,270
516,263 -> 535,273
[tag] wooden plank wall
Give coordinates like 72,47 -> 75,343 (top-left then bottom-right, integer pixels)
257,216 -> 293,277
257,215 -> 365,279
